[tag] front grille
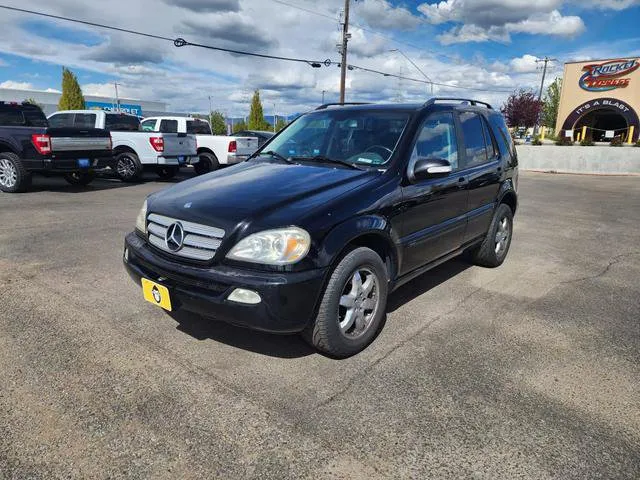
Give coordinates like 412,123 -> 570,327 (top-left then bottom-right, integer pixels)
146,213 -> 225,261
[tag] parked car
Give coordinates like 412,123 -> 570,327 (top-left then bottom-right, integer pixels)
48,110 -> 197,181
123,99 -> 518,357
0,102 -> 112,193
141,117 -> 259,175
232,130 -> 274,147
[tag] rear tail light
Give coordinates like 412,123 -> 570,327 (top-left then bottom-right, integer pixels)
31,134 -> 52,155
149,136 -> 164,152
228,140 -> 237,153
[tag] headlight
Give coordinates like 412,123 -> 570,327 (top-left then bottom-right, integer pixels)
135,199 -> 148,234
226,227 -> 311,265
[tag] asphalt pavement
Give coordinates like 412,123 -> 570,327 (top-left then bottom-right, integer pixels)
0,170 -> 638,479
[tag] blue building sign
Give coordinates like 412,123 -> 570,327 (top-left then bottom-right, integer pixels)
86,101 -> 143,116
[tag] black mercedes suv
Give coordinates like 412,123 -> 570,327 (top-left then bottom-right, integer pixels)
124,98 -> 518,357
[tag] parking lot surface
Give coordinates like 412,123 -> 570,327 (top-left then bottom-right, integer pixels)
1,171 -> 639,479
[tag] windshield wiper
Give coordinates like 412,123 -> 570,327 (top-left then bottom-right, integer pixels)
293,155 -> 364,171
256,150 -> 296,164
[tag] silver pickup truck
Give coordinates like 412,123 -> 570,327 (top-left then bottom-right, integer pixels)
48,110 -> 197,182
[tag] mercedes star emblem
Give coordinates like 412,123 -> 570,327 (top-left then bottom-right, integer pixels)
165,222 -> 185,252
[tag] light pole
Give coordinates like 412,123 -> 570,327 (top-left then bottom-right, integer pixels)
114,82 -> 121,112
322,90 -> 326,104
389,49 -> 434,95
273,103 -> 277,133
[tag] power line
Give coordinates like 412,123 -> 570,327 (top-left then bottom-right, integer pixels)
0,4 -> 517,94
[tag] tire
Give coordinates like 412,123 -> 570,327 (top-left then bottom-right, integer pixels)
194,152 -> 219,175
303,247 -> 388,358
468,203 -> 514,268
156,165 -> 179,180
114,151 -> 143,182
63,171 -> 95,186
0,152 -> 31,193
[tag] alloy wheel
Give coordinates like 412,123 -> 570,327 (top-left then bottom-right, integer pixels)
495,217 -> 510,256
117,156 -> 136,178
0,158 -> 17,188
338,267 -> 380,339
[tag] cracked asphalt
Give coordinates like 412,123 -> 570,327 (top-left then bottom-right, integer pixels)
1,171 -> 639,479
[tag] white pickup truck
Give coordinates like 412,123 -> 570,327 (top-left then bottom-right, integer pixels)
48,110 -> 197,181
141,116 -> 259,175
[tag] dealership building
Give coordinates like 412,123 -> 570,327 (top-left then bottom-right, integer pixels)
555,57 -> 639,143
0,87 -> 169,117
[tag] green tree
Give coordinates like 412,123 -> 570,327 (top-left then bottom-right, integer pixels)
23,98 -> 43,109
232,119 -> 247,133
58,67 -> 86,110
248,90 -> 268,130
209,110 -> 227,135
275,118 -> 287,131
542,77 -> 562,129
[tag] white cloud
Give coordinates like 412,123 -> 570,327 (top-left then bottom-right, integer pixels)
509,54 -> 539,73
506,10 -> 585,37
438,24 -> 509,45
356,0 -> 421,30
0,80 -> 34,90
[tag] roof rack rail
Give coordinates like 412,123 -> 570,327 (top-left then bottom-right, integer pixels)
315,102 -> 371,110
423,98 -> 493,109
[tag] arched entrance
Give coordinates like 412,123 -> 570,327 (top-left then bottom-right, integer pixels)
561,97 -> 639,142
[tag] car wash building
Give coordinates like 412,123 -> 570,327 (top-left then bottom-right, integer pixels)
555,57 -> 639,143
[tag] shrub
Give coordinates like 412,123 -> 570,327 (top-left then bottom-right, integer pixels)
555,136 -> 573,146
580,138 -> 594,146
532,136 -> 542,146
634,141 -> 640,147
610,137 -> 623,147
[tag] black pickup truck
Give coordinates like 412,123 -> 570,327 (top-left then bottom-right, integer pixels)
0,102 -> 113,193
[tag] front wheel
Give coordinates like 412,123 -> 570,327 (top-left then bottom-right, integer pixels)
63,171 -> 95,186
303,247 -> 388,358
156,165 -> 179,180
468,203 -> 514,267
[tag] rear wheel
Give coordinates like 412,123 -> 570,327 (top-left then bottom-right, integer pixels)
194,152 -> 219,175
0,152 -> 31,193
303,247 -> 388,358
115,151 -> 143,182
63,171 -> 95,186
468,203 -> 513,267
156,165 -> 179,180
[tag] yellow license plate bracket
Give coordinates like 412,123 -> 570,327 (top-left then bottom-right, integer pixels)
141,278 -> 172,311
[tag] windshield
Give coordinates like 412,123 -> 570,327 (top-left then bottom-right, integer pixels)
262,110 -> 410,166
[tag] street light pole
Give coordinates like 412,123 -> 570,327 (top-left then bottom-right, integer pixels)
322,90 -> 326,104
274,103 -> 277,133
533,57 -> 557,137
390,49 -> 434,95
114,82 -> 121,112
208,95 -> 213,126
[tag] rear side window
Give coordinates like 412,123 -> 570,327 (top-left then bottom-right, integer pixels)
159,119 -> 178,133
141,119 -> 157,132
187,120 -> 212,135
105,114 -> 141,132
23,109 -> 48,127
459,111 -> 488,167
48,113 -> 75,128
73,113 -> 96,129
488,114 -> 515,162
481,117 -> 497,159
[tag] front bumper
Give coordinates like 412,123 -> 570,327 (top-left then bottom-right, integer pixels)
123,232 -> 327,333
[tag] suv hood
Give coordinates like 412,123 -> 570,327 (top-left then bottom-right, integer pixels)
148,160 -> 376,233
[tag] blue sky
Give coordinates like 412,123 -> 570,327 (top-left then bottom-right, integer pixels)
0,0 -> 638,115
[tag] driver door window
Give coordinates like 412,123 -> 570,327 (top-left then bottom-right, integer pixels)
408,112 -> 459,178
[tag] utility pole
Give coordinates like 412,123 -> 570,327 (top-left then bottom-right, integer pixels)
114,82 -> 121,112
339,0 -> 351,104
534,56 -> 556,137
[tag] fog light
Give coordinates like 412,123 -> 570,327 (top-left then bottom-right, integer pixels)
227,288 -> 261,305
123,247 -> 129,262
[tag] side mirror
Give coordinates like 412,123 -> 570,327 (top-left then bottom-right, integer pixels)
412,157 -> 452,180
